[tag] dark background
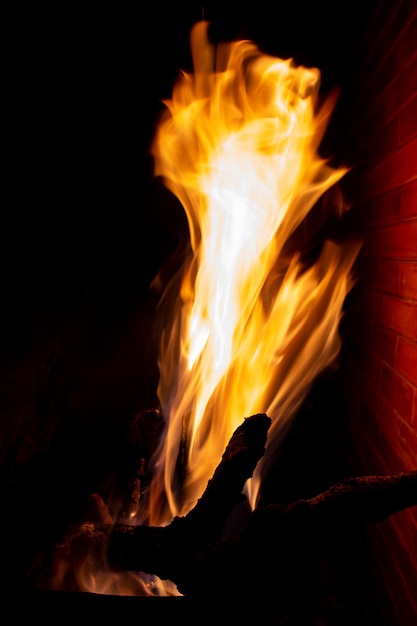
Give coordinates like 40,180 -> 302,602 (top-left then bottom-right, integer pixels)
4,1 -> 378,304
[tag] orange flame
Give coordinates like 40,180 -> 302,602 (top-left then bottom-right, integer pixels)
147,21 -> 360,526
35,20 -> 362,598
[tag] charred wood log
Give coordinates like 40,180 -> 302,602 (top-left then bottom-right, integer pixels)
30,412 -> 270,594
108,412 -> 271,584
107,411 -> 417,599
108,470 -> 417,598
30,408 -> 417,625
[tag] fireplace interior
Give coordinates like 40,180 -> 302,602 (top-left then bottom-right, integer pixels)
2,1 -> 416,624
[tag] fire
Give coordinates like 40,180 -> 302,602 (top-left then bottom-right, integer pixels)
146,21 -> 360,526
35,20 -> 361,597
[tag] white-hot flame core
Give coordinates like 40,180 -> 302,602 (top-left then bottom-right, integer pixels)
147,21 -> 360,526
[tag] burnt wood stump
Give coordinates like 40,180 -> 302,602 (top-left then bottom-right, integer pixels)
108,413 -> 417,614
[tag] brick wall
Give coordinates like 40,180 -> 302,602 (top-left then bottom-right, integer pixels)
341,2 -> 417,624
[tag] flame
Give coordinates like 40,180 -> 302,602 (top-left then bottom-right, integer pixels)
36,20 -> 361,597
147,21 -> 360,526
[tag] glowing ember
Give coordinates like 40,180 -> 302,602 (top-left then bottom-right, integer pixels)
146,21 -> 360,526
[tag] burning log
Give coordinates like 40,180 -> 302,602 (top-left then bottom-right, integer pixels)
108,413 -> 417,601
31,410 -> 416,623
108,412 -> 271,586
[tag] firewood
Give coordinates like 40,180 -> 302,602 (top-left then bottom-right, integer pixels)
107,412 -> 417,599
108,412 -> 271,584
32,407 -> 417,620
25,401 -> 416,626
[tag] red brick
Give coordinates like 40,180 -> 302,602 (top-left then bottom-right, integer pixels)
347,5 -> 417,623
400,178 -> 417,220
369,561 -> 400,625
396,415 -> 417,466
400,94 -> 417,143
363,421 -> 402,474
369,522 -> 417,624
376,518 -> 417,590
399,261 -> 417,299
386,1 -> 417,64
363,382 -> 392,425
352,403 -> 383,455
369,395 -> 417,468
357,386 -> 417,468
363,290 -> 417,339
391,508 -> 417,560
380,362 -> 415,419
369,553 -> 415,626
362,257 -> 389,290
365,259 -> 417,299
354,424 -> 390,474
360,4 -> 416,95
365,180 -> 417,226
358,2 -> 403,77
371,320 -> 398,361
381,56 -> 417,122
364,221 -> 417,259
382,295 -> 417,341
372,427 -> 396,468
412,386 -> 417,428
394,9 -> 417,69
396,337 -> 417,386
363,53 -> 417,133
364,379 -> 386,418
360,136 -> 417,200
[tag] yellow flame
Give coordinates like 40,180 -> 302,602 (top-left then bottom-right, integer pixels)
147,21 -> 360,526
37,21 -> 362,598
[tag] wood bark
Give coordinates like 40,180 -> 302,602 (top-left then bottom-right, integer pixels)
29,410 -> 417,624
107,412 -> 417,599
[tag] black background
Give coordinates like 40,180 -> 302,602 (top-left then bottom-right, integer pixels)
4,1 -> 378,305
